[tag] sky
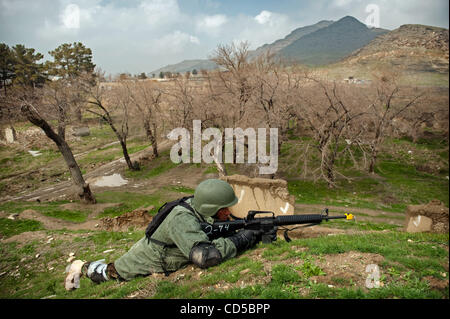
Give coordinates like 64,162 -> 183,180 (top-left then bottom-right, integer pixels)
0,0 -> 448,75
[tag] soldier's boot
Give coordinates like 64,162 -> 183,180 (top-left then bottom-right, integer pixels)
82,259 -> 121,284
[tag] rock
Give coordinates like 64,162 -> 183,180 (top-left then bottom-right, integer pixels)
35,254 -> 40,259
240,268 -> 251,275
71,126 -> 90,137
4,127 -> 17,143
102,249 -> 115,253
7,213 -> 19,220
404,200 -> 449,233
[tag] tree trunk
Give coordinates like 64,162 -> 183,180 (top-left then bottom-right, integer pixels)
59,139 -> 96,203
104,116 -> 139,171
23,106 -> 96,203
213,131 -> 227,177
213,155 -> 227,178
325,158 -> 335,188
75,108 -> 83,123
144,120 -> 158,157
369,148 -> 377,174
120,139 -> 138,170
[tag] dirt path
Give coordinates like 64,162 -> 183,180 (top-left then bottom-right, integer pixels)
1,140 -> 174,203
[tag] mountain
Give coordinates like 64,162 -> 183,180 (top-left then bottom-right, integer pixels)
279,16 -> 389,66
149,59 -> 218,76
149,17 -> 447,75
341,24 -> 449,73
248,20 -> 334,59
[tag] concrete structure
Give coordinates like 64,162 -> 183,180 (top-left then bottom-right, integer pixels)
220,174 -> 295,219
404,200 -> 449,233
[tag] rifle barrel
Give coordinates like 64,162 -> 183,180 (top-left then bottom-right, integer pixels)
274,214 -> 346,226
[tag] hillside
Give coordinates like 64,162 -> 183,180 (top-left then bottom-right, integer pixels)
248,20 -> 333,59
279,16 -> 388,65
148,18 -> 448,78
150,59 -> 218,75
342,24 -> 449,73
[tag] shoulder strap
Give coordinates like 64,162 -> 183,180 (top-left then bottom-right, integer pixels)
147,195 -> 195,246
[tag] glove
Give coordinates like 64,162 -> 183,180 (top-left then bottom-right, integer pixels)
228,229 -> 263,253
264,226 -> 278,243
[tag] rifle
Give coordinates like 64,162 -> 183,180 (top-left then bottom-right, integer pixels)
200,209 -> 354,243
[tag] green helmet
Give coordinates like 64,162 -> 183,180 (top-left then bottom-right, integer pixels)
192,179 -> 238,217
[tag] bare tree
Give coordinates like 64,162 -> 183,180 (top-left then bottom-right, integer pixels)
126,80 -> 162,157
210,42 -> 253,127
14,80 -> 96,203
86,81 -> 139,171
164,76 -> 197,130
398,87 -> 448,143
295,78 -> 366,188
364,72 -> 424,173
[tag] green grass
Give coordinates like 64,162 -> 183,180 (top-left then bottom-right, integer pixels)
295,232 -> 448,277
321,219 -> 401,231
124,149 -> 181,179
77,138 -> 151,167
95,191 -> 165,218
0,147 -> 61,179
271,264 -> 301,284
0,229 -> 447,299
282,133 -> 448,212
162,185 -> 195,194
0,201 -> 89,223
150,231 -> 448,299
0,229 -> 148,299
0,218 -> 43,238
288,159 -> 448,213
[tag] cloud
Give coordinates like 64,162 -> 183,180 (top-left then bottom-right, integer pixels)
255,10 -> 272,25
154,30 -> 201,54
139,0 -> 182,27
190,35 -> 200,44
60,4 -> 80,29
332,0 -> 355,7
197,14 -> 228,29
230,11 -> 296,49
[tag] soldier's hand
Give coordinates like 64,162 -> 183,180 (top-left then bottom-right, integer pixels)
229,229 -> 264,252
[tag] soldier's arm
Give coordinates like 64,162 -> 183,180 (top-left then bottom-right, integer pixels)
167,210 -> 237,268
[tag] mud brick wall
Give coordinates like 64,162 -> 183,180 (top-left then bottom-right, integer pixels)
221,174 -> 295,219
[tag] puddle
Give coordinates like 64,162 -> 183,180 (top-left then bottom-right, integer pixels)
92,173 -> 128,187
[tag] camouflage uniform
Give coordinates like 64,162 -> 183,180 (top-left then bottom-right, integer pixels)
114,198 -> 237,280
70,179 -> 261,288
